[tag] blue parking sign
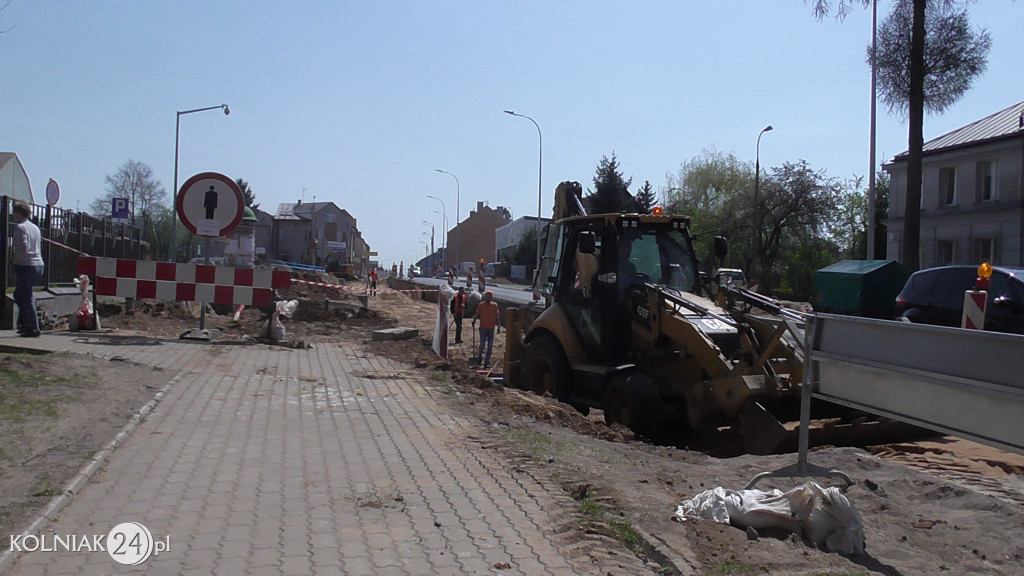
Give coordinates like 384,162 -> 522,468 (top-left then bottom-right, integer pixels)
112,197 -> 130,219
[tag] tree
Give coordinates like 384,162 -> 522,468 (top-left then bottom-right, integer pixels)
634,180 -> 657,213
503,226 -> 538,266
870,2 -> 990,116
586,152 -> 635,214
665,149 -> 755,270
872,170 -> 890,259
495,206 -> 513,223
757,161 -> 840,293
235,178 -> 259,211
91,159 -> 168,257
812,0 -> 985,272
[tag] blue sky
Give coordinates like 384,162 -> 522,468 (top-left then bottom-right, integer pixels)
2,1 -> 1021,268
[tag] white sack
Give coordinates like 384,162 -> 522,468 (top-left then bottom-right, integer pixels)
675,482 -> 865,555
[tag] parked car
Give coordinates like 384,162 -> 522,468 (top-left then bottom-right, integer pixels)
894,265 -> 1024,334
713,268 -> 747,289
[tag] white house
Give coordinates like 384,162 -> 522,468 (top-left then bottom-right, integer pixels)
884,100 -> 1024,268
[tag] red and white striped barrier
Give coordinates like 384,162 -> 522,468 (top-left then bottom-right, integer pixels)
77,257 -> 291,307
961,290 -> 987,330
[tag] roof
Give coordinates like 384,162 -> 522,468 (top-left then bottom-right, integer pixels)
274,201 -> 353,222
891,100 -> 1024,161
818,259 -> 904,274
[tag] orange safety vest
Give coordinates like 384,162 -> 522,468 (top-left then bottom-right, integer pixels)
451,293 -> 466,315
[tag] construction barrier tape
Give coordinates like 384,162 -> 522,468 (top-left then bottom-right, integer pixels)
289,277 -> 431,294
43,237 -> 91,257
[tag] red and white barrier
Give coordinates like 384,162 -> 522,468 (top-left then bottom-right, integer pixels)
961,290 -> 987,330
77,257 -> 291,307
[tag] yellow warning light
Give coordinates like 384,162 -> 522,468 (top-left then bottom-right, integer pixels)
652,206 -> 664,215
978,262 -> 993,279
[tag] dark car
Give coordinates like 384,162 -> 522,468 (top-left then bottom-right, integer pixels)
894,265 -> 1024,334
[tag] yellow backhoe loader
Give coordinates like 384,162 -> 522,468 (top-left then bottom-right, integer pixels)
504,181 -> 808,454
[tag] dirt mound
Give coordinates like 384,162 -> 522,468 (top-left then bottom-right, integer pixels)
280,270 -> 357,301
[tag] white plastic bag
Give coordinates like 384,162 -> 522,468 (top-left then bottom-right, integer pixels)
265,299 -> 299,342
675,482 -> 865,554
69,275 -> 99,331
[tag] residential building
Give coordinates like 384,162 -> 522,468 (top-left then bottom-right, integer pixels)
495,215 -> 550,262
271,201 -> 368,268
0,153 -> 34,203
884,100 -> 1024,268
445,201 -> 510,270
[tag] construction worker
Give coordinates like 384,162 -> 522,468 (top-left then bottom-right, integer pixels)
466,266 -> 473,290
369,268 -> 378,296
450,286 -> 467,344
475,290 -> 499,368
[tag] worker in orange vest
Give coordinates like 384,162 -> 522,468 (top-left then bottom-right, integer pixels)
450,286 -> 467,344
475,290 -> 500,368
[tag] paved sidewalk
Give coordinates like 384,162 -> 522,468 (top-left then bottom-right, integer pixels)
4,333 -> 646,575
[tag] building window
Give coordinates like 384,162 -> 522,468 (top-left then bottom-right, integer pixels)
939,167 -> 957,206
974,238 -> 996,264
937,240 -> 956,266
977,161 -> 997,201
280,230 -> 289,241
325,214 -> 336,223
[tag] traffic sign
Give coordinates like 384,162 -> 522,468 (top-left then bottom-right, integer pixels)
46,179 -> 60,206
175,172 -> 244,238
112,197 -> 130,219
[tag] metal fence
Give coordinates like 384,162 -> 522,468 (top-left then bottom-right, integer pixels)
2,195 -> 144,290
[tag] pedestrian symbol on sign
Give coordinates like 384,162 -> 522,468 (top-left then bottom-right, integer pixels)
204,186 -> 218,219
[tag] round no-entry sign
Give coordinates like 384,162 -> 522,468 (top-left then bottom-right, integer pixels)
46,179 -> 60,206
176,172 -> 245,238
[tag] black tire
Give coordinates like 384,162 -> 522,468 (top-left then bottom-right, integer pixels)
603,373 -> 666,442
522,333 -> 572,402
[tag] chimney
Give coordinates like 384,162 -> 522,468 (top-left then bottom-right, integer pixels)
477,201 -> 484,211
296,199 -> 302,206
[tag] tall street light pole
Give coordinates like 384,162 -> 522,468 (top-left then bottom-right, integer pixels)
434,210 -> 448,264
867,0 -> 878,260
754,125 -> 773,285
421,220 -> 435,254
504,110 -> 543,272
426,194 -> 447,267
172,104 -> 230,261
435,170 -> 459,269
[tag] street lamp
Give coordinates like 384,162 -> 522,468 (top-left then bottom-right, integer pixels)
434,210 -> 446,264
426,194 -> 447,267
503,110 -> 543,272
434,170 -> 459,268
753,125 -> 773,283
172,103 -> 230,261
421,220 -> 435,254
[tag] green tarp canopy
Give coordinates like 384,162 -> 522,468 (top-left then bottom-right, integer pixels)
812,259 -> 910,318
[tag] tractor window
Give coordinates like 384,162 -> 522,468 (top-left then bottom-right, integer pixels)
619,227 -> 698,293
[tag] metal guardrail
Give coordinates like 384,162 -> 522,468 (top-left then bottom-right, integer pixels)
746,313 -> 1024,489
810,313 -> 1024,456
